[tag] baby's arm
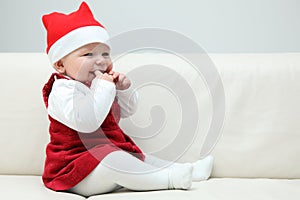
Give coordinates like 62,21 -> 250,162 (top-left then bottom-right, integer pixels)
48,77 -> 116,133
110,71 -> 138,118
117,88 -> 139,118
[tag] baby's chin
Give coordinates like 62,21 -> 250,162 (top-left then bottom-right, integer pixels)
76,74 -> 95,87
81,79 -> 93,87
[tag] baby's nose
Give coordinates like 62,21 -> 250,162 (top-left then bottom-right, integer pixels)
95,56 -> 106,65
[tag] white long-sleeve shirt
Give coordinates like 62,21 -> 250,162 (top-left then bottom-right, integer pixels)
48,77 -> 138,133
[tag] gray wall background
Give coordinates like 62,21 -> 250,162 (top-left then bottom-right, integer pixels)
1,0 -> 299,53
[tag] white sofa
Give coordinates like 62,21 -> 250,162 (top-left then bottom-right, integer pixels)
0,52 -> 300,200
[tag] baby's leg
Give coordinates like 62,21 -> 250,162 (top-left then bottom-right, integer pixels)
69,150 -> 193,196
144,154 -> 214,181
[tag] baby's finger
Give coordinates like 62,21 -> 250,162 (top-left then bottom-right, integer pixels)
101,73 -> 114,82
113,72 -> 120,80
117,73 -> 126,81
108,70 -> 114,75
114,76 -> 119,83
94,70 -> 103,76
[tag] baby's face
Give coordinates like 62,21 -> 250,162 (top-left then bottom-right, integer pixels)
59,42 -> 112,85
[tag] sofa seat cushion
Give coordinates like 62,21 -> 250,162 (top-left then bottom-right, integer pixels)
88,178 -> 300,200
0,175 -> 299,199
0,175 -> 84,200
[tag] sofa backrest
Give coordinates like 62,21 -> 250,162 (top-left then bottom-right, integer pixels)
208,53 -> 300,179
0,53 -> 299,178
0,53 -> 53,175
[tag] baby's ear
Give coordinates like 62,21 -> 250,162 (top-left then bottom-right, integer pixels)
54,60 -> 66,73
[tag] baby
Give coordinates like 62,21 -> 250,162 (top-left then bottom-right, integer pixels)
42,1 -> 213,196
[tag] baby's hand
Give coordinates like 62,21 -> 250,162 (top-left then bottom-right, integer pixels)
94,71 -> 114,83
109,71 -> 131,90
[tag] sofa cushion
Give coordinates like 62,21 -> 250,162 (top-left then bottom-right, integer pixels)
87,178 -> 300,200
1,175 -> 299,199
0,175 -> 84,199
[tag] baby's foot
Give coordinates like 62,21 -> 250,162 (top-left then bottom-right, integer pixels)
168,163 -> 193,190
192,155 -> 214,181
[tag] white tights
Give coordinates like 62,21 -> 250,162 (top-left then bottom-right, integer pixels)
68,151 -> 213,196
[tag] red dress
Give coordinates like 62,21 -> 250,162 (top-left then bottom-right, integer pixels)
42,73 -> 145,191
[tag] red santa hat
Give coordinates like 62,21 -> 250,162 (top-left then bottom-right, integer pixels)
42,2 -> 110,65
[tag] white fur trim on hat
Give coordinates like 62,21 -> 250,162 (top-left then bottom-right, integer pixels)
48,26 -> 110,65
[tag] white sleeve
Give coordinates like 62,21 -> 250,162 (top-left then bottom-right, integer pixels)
116,87 -> 139,118
48,78 -> 116,133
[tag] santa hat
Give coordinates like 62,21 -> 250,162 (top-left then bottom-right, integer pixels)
42,2 -> 110,65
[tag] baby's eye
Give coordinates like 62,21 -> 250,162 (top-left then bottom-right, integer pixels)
102,52 -> 110,57
82,53 -> 93,56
